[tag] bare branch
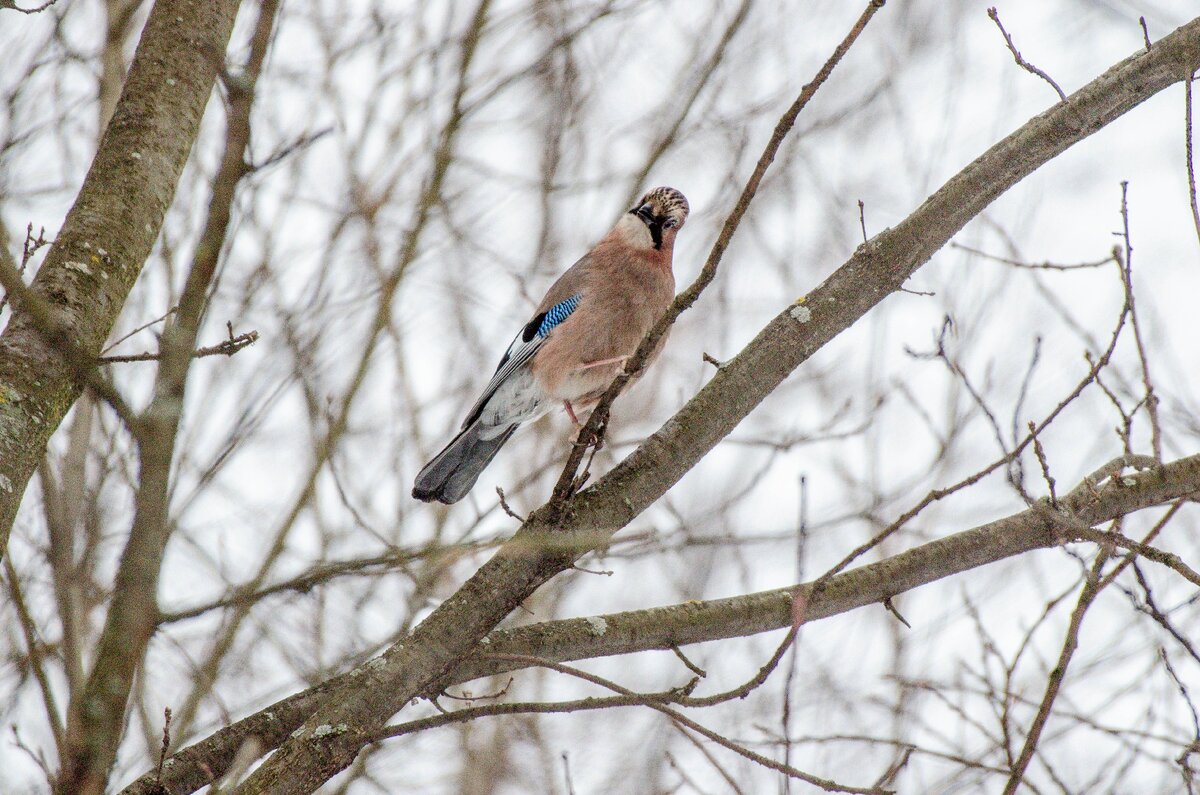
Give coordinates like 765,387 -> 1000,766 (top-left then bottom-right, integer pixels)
548,0 -> 889,510
56,1 -> 280,790
1002,549 -> 1113,793
0,0 -> 60,14
0,0 -> 243,561
223,18 -> 1200,793
125,449 -> 1200,794
1186,72 -> 1200,253
480,655 -> 890,794
987,7 -> 1068,102
96,329 -> 259,364
1114,183 -> 1163,461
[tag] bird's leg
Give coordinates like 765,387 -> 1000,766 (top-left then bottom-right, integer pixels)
563,400 -> 605,451
574,355 -> 629,372
563,400 -> 581,426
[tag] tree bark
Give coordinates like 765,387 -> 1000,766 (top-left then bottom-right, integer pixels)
53,1 -> 275,791
0,0 -> 241,562
123,451 -> 1200,795
232,16 -> 1200,794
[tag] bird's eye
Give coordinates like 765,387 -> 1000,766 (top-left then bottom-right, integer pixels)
663,218 -> 677,229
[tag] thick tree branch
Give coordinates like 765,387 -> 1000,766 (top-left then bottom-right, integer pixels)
227,15 -> 1200,794
56,1 -> 278,792
0,0 -> 241,559
124,450 -> 1200,794
162,0 -> 497,752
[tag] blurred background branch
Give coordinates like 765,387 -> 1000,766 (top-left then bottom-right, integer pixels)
0,2 -> 1198,793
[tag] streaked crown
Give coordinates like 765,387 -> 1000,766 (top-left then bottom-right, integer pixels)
635,187 -> 689,229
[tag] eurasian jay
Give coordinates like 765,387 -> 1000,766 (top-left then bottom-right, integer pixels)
412,186 -> 690,504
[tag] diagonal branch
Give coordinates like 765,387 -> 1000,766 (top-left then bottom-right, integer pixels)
0,0 -> 242,561
56,2 -> 280,792
123,450 -> 1200,795
229,15 -> 1200,794
549,0 -> 888,509
987,6 -> 1068,102
478,655 -> 888,794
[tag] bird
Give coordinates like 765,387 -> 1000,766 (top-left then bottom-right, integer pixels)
412,186 -> 690,504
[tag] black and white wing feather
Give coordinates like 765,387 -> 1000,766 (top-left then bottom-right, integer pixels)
462,293 -> 582,432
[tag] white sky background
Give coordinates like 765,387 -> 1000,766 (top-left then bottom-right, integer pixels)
1,0 -> 1199,792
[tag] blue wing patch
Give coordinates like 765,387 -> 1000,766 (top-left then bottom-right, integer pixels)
536,294 -> 581,338
461,292 -> 584,428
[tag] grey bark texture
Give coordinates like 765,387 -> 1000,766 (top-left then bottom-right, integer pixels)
230,16 -> 1200,795
0,0 -> 241,559
121,450 -> 1200,795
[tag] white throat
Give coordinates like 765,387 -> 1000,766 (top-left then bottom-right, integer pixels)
613,214 -> 655,250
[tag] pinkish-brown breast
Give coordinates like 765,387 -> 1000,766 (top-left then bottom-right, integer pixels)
530,240 -> 674,403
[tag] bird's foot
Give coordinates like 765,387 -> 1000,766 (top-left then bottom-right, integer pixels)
564,400 -> 605,450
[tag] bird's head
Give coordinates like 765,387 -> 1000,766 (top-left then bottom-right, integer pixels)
614,186 -> 689,253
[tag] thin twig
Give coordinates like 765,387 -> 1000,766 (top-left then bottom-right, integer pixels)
1160,648 -> 1200,742
4,557 -> 66,755
1003,496 -> 1186,793
674,723 -> 748,795
0,225 -> 49,317
882,597 -> 911,629
10,725 -> 54,787
156,707 -> 172,782
671,644 -> 707,678
872,746 -> 914,791
620,0 -> 755,210
1132,565 -> 1200,665
1002,549 -> 1112,794
1,0 -> 60,13
987,7 -> 1067,102
782,472 -> 809,792
1185,72 -> 1200,253
97,329 -> 258,364
1115,182 -> 1162,461
1029,421 -> 1058,507
1140,17 -> 1152,52
248,127 -> 333,173
810,284 -> 1131,593
1096,499 -> 1183,593
561,752 -> 576,795
1071,527 -> 1200,588
495,487 -> 525,521
100,307 -> 178,354
548,0 -> 888,511
486,654 -> 889,794
950,241 -> 1114,271
375,688 -> 686,740
441,677 -> 513,702
127,449 -> 1200,795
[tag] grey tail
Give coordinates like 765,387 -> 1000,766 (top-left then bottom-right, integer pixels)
412,422 -> 518,504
